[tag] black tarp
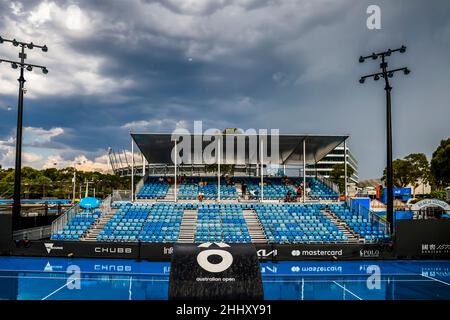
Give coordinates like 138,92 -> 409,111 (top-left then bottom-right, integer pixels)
168,243 -> 263,300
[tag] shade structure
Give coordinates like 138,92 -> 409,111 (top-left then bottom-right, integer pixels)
131,133 -> 348,166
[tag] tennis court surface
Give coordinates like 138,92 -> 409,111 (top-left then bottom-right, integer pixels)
0,257 -> 449,300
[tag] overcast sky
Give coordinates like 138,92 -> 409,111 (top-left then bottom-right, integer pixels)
0,0 -> 449,178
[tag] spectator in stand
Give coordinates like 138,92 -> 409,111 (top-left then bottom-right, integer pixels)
285,190 -> 292,202
296,187 -> 302,201
242,183 -> 248,198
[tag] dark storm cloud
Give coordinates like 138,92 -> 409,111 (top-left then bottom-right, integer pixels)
0,0 -> 449,177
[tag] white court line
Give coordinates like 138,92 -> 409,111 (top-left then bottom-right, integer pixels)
0,268 -> 168,277
422,274 -> 450,286
41,278 -> 78,300
263,279 -> 433,283
332,281 -> 363,300
128,276 -> 133,300
0,274 -> 169,283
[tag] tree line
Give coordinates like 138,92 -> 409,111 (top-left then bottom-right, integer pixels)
380,138 -> 450,198
0,167 -> 131,199
329,138 -> 449,199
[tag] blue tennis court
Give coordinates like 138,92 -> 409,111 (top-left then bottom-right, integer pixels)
0,257 -> 449,300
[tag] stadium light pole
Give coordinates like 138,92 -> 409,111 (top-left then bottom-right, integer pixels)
0,36 -> 48,230
358,45 -> 410,237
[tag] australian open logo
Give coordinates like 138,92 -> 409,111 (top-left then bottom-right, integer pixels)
196,242 -> 233,273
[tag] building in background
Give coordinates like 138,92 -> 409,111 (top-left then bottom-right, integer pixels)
305,143 -> 359,183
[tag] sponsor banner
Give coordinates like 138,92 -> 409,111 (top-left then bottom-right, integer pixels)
273,244 -> 389,260
396,220 -> 450,258
12,241 -> 140,259
140,242 -> 175,261
255,244 -> 277,261
169,243 -> 263,300
10,240 -> 392,260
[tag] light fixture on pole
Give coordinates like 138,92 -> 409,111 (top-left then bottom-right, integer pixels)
358,45 -> 410,237
0,36 -> 48,230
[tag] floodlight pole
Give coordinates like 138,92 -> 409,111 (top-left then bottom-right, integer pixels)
131,136 -> 134,202
174,140 -> 177,202
218,135 -> 221,202
260,138 -> 264,202
344,140 -> 348,198
0,36 -> 48,230
302,139 -> 306,203
358,46 -> 410,237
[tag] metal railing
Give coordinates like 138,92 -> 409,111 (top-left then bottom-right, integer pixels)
50,204 -> 80,235
13,225 -> 51,240
112,190 -> 132,202
316,172 -> 340,195
100,194 -> 112,214
346,198 -> 390,238
134,176 -> 146,197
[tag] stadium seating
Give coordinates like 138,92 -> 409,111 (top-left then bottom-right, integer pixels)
51,210 -> 102,240
328,203 -> 390,242
139,203 -> 183,242
254,203 -> 347,243
263,178 -> 297,200
97,203 -> 183,242
290,177 -> 339,200
137,176 -> 338,201
307,178 -> 339,200
136,177 -> 169,199
49,195 -> 388,245
178,177 -> 238,200
98,203 -> 151,242
196,203 -> 251,243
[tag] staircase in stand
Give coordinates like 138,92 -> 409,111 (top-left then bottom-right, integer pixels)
177,209 -> 198,243
160,185 -> 175,201
242,209 -> 268,243
321,209 -> 360,243
83,209 -> 117,241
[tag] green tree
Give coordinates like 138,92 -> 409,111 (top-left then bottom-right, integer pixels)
381,159 -> 414,188
329,163 -> 355,194
0,167 -> 131,199
430,138 -> 450,188
404,153 -> 430,196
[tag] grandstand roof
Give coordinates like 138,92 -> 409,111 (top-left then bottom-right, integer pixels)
131,133 -> 348,165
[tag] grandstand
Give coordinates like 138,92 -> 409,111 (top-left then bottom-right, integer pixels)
47,133 -> 390,252
4,131 -> 448,264
51,194 -> 388,244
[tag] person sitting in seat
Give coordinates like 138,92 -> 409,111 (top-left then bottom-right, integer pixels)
249,189 -> 257,200
296,187 -> 302,201
198,191 -> 204,202
242,183 -> 248,198
285,190 -> 292,202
